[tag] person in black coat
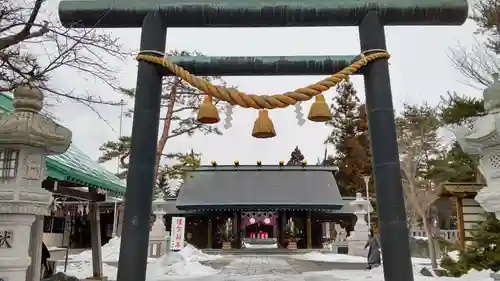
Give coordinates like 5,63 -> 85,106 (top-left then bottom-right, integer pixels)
41,242 -> 52,277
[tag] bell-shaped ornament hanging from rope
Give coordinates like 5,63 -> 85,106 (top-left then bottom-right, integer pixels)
197,95 -> 220,124
308,94 -> 332,122
252,109 -> 276,138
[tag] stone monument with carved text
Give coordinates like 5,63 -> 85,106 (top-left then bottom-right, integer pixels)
0,85 -> 71,281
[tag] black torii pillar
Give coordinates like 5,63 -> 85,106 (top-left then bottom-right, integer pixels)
58,1 -> 468,281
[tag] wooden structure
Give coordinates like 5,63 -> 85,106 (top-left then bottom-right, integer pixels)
437,182 -> 486,248
162,165 -> 359,250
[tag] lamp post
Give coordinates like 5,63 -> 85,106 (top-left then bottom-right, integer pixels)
363,175 -> 371,230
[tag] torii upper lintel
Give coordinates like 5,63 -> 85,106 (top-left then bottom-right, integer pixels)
59,0 -> 468,28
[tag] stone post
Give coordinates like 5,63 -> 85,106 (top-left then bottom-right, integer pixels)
26,215 -> 45,281
0,85 -> 71,281
348,193 -> 371,256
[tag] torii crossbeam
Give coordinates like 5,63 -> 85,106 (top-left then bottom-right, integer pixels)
58,1 -> 468,281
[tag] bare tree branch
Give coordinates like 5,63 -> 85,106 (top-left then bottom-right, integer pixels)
0,0 -> 131,111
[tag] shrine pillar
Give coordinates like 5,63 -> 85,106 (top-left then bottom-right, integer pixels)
233,211 -> 241,249
207,218 -> 213,249
306,211 -> 312,249
0,85 -> 71,281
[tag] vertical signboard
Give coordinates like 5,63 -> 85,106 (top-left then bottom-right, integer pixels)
170,217 -> 186,251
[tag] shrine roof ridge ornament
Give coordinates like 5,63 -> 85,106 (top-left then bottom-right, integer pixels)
58,0 -> 468,28
183,165 -> 339,172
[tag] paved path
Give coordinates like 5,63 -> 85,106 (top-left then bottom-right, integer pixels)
172,256 -> 356,281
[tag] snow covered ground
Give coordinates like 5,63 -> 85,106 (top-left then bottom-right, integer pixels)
293,251 -> 433,265
55,238 -> 493,281
56,237 -> 221,280
301,266 -> 493,281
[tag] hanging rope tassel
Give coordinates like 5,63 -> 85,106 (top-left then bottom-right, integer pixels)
197,95 -> 220,124
252,110 -> 276,139
308,94 -> 332,122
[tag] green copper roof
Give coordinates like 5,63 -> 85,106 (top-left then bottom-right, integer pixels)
0,92 -> 126,195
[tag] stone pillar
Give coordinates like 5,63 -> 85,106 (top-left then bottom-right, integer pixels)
26,215 -> 44,281
348,193 -> 371,256
0,84 -> 71,281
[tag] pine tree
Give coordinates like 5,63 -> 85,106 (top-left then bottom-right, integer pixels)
441,213 -> 500,276
287,146 -> 305,165
325,79 -> 372,196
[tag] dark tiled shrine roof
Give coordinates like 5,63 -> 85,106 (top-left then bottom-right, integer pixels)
175,165 -> 344,211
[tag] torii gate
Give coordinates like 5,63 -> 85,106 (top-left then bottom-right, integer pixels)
58,1 -> 467,281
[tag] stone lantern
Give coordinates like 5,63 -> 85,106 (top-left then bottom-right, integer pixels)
453,73 -> 500,219
0,85 -> 71,281
348,192 -> 372,256
149,194 -> 169,257
151,195 -> 167,234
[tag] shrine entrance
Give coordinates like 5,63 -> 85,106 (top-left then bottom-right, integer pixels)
241,211 -> 277,249
242,211 -> 276,240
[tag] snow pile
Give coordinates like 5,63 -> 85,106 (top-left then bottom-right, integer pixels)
295,252 -> 367,263
62,242 -> 219,280
146,244 -> 220,280
414,236 -> 429,241
302,265 -> 494,281
70,236 -> 122,262
167,243 -> 220,263
56,261 -> 118,280
445,250 -> 460,261
146,255 -> 219,280
295,251 -> 446,266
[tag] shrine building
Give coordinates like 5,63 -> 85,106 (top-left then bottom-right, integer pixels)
163,163 -> 363,250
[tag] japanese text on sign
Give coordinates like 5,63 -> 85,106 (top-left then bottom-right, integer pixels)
170,217 -> 186,250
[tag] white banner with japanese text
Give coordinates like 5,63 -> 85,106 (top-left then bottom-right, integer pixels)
170,216 -> 186,250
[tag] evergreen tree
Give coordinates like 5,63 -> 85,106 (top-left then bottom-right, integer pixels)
324,79 -> 372,196
98,136 -> 131,179
287,146 -> 305,165
441,213 -> 500,276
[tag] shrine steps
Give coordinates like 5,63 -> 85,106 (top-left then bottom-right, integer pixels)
202,248 -> 333,256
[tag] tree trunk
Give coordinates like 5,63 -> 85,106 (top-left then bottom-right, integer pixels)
422,218 -> 438,270
154,83 -> 179,179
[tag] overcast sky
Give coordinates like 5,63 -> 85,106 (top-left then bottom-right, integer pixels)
41,1 -> 481,173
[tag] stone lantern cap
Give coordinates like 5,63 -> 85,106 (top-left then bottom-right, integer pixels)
350,192 -> 371,214
451,73 -> 500,154
484,73 -> 500,114
0,84 -> 72,154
